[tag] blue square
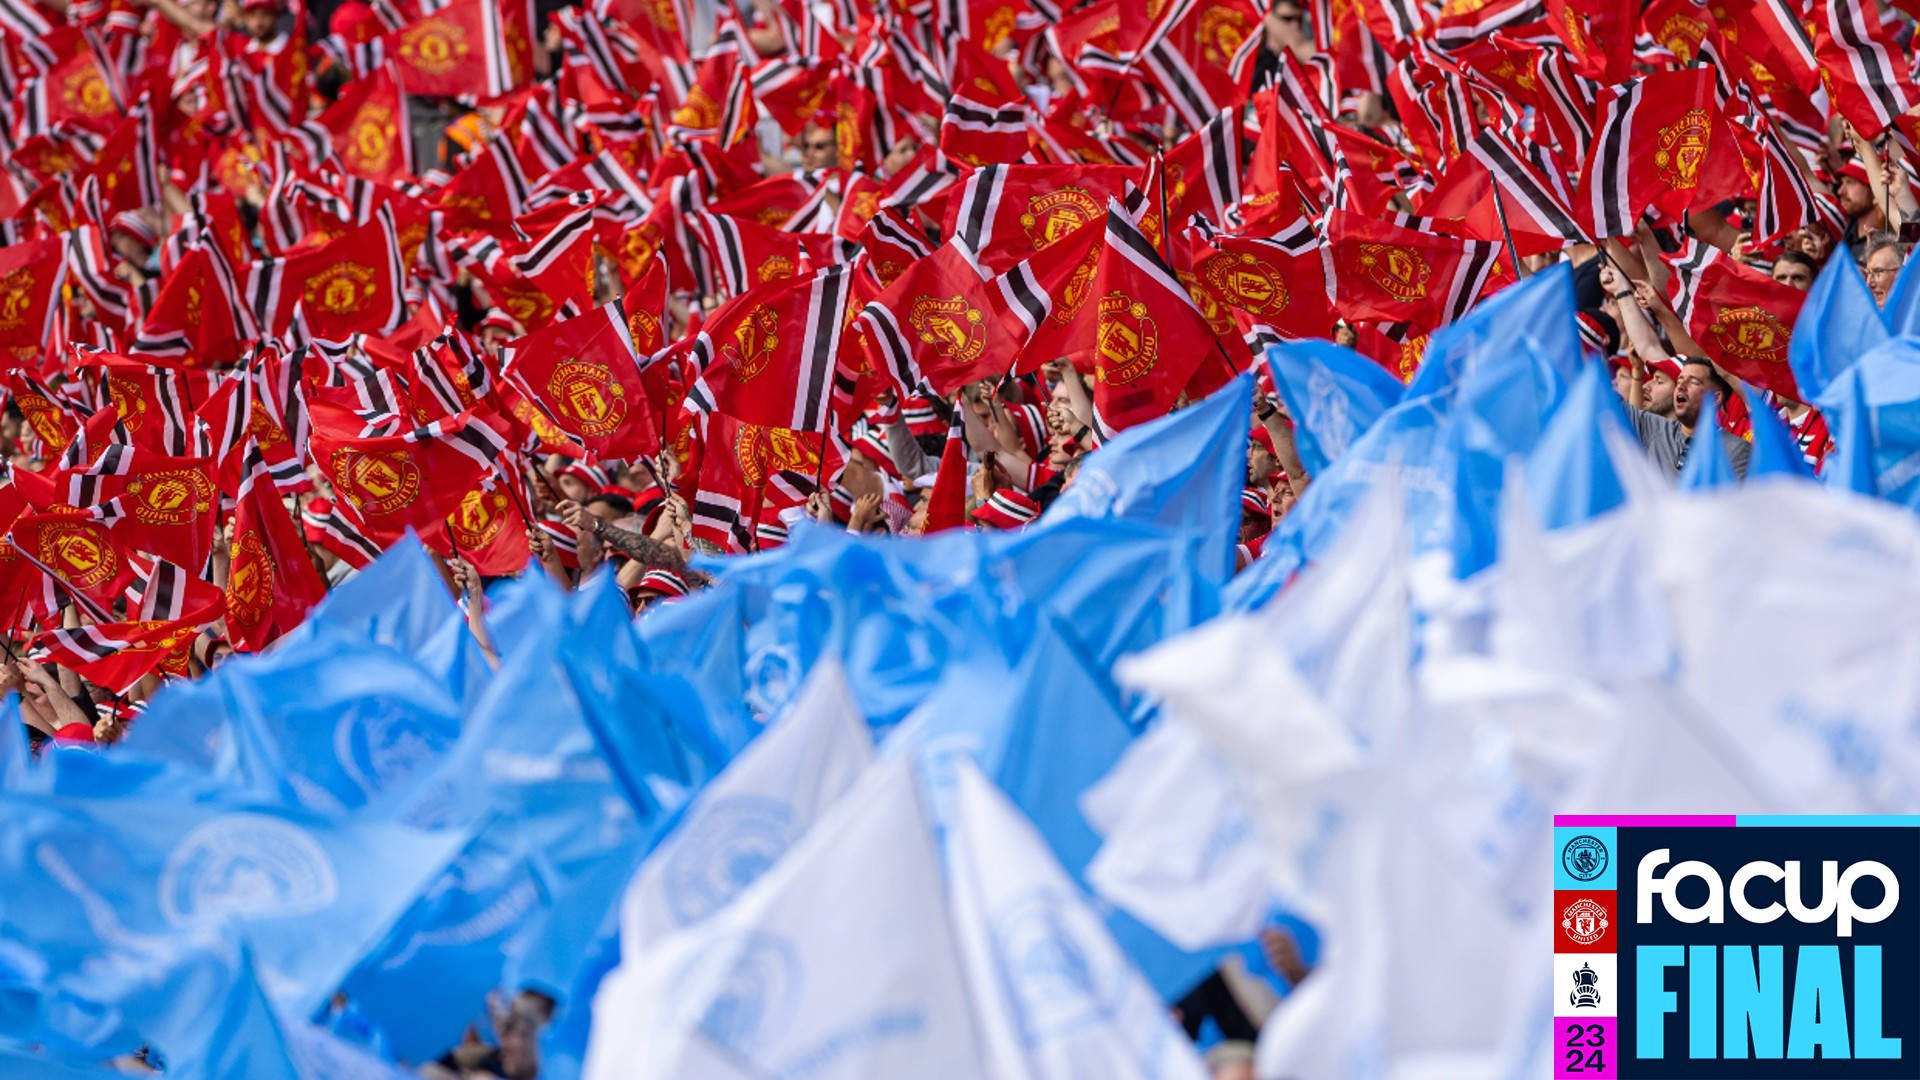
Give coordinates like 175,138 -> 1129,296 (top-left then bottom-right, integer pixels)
1555,826 -> 1616,891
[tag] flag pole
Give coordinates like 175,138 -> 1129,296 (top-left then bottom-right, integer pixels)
1489,182 -> 1527,280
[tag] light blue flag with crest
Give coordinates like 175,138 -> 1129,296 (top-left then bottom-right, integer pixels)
1815,339 -> 1920,506
1043,372 -> 1253,586
0,791 -> 465,1054
1266,341 -> 1405,476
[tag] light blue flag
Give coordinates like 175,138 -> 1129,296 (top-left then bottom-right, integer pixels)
1740,385 -> 1815,479
635,582 -> 760,755
1885,253 -> 1920,337
0,695 -> 30,792
1818,339 -> 1920,506
1043,372 -> 1254,586
896,616 -> 1224,1000
561,572 -> 728,819
1265,340 -> 1405,476
299,533 -> 458,655
0,1048 -> 136,1078
1790,251 -> 1889,403
1678,393 -> 1736,490
1523,360 -> 1631,529
1440,267 -> 1576,575
122,625 -> 462,816
1819,360 -> 1880,497
1408,262 -> 1581,403
0,793 -> 466,1043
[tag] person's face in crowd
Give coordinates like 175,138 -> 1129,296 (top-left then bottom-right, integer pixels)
1771,256 -> 1814,290
1673,363 -> 1713,427
1838,176 -> 1875,219
111,232 -> 152,265
1273,482 -> 1297,518
1646,369 -> 1676,416
1212,1059 -> 1255,1080
239,2 -> 282,41
843,452 -> 882,498
556,474 -> 590,503
1264,2 -> 1306,50
881,135 -> 919,176
904,497 -> 929,535
1795,226 -> 1835,263
1866,246 -> 1904,304
496,1014 -> 539,1080
1611,362 -> 1634,402
1332,322 -> 1358,348
586,501 -> 624,524
1239,508 -> 1269,544
1247,442 -> 1277,484
799,122 -> 839,171
1045,56 -> 1074,96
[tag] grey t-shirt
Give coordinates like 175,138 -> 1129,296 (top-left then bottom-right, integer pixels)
1625,406 -> 1750,480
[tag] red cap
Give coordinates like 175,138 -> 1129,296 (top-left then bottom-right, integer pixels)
971,487 -> 1039,529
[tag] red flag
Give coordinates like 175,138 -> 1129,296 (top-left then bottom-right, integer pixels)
1807,0 -> 1919,136
921,411 -> 970,533
0,238 -> 68,349
385,0 -> 534,98
1187,230 -> 1336,341
32,564 -> 225,693
314,63 -> 413,185
447,471 -> 533,576
1669,243 -> 1807,402
1047,206 -> 1217,436
8,506 -> 139,619
1575,68 -> 1749,239
500,303 -> 662,463
308,401 -> 510,551
852,238 -> 1030,395
1325,208 -> 1500,332
85,454 -> 221,571
133,244 -> 256,368
942,163 -> 1138,273
226,443 -> 328,652
683,266 -> 853,433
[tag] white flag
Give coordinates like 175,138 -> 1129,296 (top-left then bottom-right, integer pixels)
947,760 -> 1208,1080
585,755 -> 989,1080
1081,718 -> 1271,952
620,659 -> 872,952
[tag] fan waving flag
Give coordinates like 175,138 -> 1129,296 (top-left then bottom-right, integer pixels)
226,442 -> 328,653
1669,243 -> 1809,402
8,506 -> 138,621
684,265 -> 852,433
501,303 -> 661,463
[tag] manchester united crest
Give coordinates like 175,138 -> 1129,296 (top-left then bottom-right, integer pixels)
1204,252 -> 1292,318
305,263 -> 380,316
627,308 -> 663,354
757,255 -> 797,284
38,520 -> 116,590
226,530 -> 276,627
1198,6 -> 1250,65
672,85 -> 723,131
1021,188 -> 1103,250
248,400 -> 288,448
907,295 -> 988,364
733,424 -> 819,488
108,375 -> 148,432
0,267 -> 37,332
546,359 -> 629,437
397,17 -> 470,76
349,105 -> 394,176
722,306 -> 781,383
1707,305 -> 1790,364
329,448 -> 423,517
1560,897 -> 1611,947
450,489 -> 510,550
1094,292 -> 1158,387
1355,243 -> 1432,302
500,283 -> 556,328
1179,272 -> 1238,336
1051,247 -> 1103,326
62,68 -> 115,117
1655,14 -> 1707,64
1654,109 -> 1712,191
16,394 -> 70,450
126,469 -> 216,527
